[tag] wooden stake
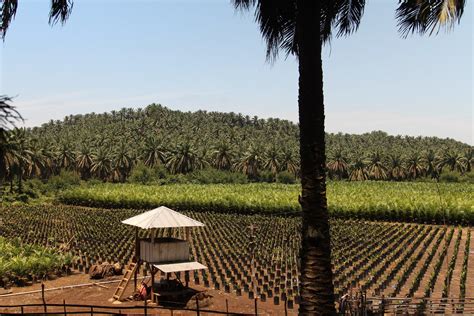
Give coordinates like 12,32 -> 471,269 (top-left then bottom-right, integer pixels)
41,283 -> 46,313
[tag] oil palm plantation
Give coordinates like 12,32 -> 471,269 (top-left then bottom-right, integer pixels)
233,0 -> 465,313
1,0 -> 466,313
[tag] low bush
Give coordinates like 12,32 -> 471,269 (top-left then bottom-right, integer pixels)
276,171 -> 296,184
186,168 -> 248,184
47,171 -> 81,191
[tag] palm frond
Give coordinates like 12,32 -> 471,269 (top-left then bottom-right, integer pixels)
49,0 -> 73,25
0,95 -> 22,130
0,0 -> 18,39
232,0 -> 297,61
335,0 -> 366,37
396,0 -> 465,37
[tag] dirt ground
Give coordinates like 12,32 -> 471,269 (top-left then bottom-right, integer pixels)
0,272 -> 297,315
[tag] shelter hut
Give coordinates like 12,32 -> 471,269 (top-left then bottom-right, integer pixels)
112,206 -> 207,302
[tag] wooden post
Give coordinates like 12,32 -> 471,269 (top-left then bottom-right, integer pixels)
134,227 -> 139,291
196,297 -> 200,316
226,299 -> 229,315
20,306 -> 23,315
151,265 -> 155,303
254,298 -> 258,316
41,282 -> 46,313
90,306 -> 93,315
63,299 -> 66,314
284,300 -> 288,316
144,297 -> 148,316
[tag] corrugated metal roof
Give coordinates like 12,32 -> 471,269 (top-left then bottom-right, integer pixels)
153,261 -> 207,273
121,206 -> 205,229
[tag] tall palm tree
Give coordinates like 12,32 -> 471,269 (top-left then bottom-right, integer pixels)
142,137 -> 167,167
113,143 -> 134,182
349,157 -> 368,181
366,152 -> 388,180
388,154 -> 406,181
235,145 -> 262,179
422,149 -> 439,179
0,130 -> 19,190
280,147 -> 299,177
263,145 -> 280,178
233,0 -> 465,312
406,153 -> 426,179
166,143 -> 203,174
437,149 -> 466,174
327,149 -> 348,180
211,142 -> 234,170
91,148 -> 112,181
461,148 -> 473,173
56,143 -> 75,171
76,145 -> 93,180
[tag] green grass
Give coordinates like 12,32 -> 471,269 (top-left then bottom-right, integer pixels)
58,181 -> 474,224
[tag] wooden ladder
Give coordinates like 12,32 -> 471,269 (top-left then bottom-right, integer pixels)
112,262 -> 137,301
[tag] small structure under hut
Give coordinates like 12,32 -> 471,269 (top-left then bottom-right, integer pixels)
113,206 -> 207,303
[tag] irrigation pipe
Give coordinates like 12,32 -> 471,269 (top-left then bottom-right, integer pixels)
0,276 -> 146,298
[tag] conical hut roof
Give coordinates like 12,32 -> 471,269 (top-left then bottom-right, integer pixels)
121,206 -> 204,229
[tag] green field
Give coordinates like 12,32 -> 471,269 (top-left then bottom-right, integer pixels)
0,205 -> 472,305
59,181 -> 474,224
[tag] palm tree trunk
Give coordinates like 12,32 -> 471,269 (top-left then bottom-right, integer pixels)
296,0 -> 336,314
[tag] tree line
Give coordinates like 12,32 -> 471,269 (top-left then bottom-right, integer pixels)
0,104 -> 471,191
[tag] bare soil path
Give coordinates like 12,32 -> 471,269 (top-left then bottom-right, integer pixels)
0,272 -> 296,315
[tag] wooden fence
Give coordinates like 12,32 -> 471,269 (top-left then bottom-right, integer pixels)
340,296 -> 474,315
0,300 -> 255,315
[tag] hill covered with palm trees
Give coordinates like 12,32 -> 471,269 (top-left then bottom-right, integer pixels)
1,103 -> 472,185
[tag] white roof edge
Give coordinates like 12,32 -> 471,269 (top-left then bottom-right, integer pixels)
153,261 -> 207,273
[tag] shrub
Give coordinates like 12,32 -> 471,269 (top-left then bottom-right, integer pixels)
439,171 -> 460,183
128,163 -> 155,184
276,171 -> 296,184
186,168 -> 248,184
258,171 -> 275,183
47,171 -> 81,191
460,171 -> 474,184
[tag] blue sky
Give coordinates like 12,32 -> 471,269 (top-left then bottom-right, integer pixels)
1,0 -> 472,144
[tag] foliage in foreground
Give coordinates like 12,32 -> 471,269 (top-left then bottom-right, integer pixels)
0,237 -> 74,286
59,182 -> 474,225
